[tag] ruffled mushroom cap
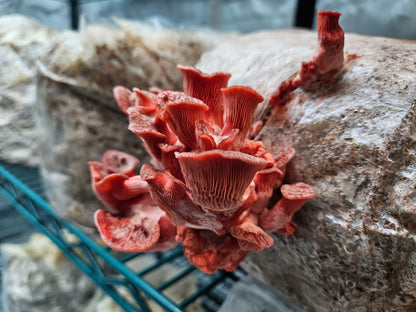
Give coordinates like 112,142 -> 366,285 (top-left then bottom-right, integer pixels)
260,182 -> 315,234
195,120 -> 217,151
159,91 -> 209,149
132,88 -> 158,115
251,166 -> 284,214
274,147 -> 296,173
89,151 -> 146,213
140,164 -> 224,233
102,150 -> 140,177
176,227 -> 247,274
114,86 -> 159,116
229,213 -> 273,251
177,65 -> 231,127
127,107 -> 167,160
251,147 -> 296,211
90,151 -> 177,252
221,86 -> 264,149
240,140 -> 274,167
95,194 -> 177,252
89,162 -> 126,213
195,120 -> 239,152
94,195 -> 160,252
175,150 -> 267,213
158,143 -> 184,180
113,86 -> 135,114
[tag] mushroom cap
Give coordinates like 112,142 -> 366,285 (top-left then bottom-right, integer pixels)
230,221 -> 273,251
102,150 -> 140,176
281,182 -> 315,200
141,164 -> 224,232
133,88 -> 158,115
317,11 -> 342,38
176,149 -> 267,212
177,227 -> 247,274
160,91 -> 209,149
94,206 -> 161,252
113,86 -> 134,114
221,85 -> 264,149
177,64 -> 231,127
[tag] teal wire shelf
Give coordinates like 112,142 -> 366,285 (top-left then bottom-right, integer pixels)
0,161 -> 242,311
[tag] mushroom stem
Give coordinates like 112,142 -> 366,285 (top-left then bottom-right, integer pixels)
269,10 -> 344,107
259,198 -> 305,233
259,183 -> 314,233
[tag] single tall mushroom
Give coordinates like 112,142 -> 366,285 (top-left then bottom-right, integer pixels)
270,10 -> 345,107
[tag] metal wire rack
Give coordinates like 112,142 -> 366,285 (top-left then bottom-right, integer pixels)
0,161 -> 243,312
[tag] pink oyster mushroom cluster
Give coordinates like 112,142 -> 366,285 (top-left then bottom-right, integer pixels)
89,65 -> 314,274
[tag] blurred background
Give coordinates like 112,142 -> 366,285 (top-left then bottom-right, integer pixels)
0,0 -> 415,38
